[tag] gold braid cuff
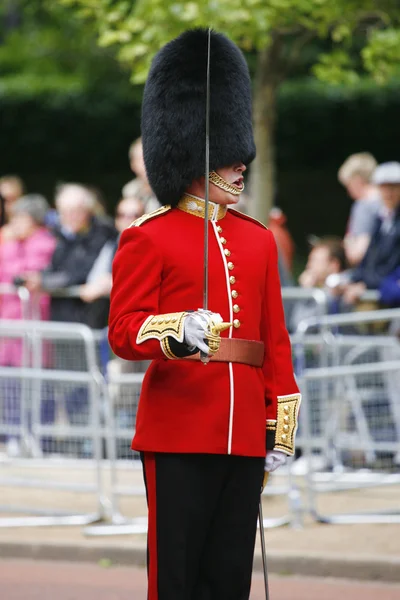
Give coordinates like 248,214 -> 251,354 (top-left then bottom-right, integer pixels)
137,312 -> 188,347
208,171 -> 244,196
161,337 -> 180,359
266,393 -> 301,456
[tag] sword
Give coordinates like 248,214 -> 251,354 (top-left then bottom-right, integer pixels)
259,473 -> 270,600
200,28 -> 212,365
200,29 -> 231,364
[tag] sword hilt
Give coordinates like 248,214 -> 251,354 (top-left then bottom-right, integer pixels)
200,320 -> 232,364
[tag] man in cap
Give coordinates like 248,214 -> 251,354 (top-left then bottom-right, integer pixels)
342,161 -> 400,305
109,29 -> 300,600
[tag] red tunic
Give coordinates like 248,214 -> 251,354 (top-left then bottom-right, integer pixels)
108,198 -> 300,457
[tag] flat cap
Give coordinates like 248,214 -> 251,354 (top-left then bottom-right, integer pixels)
372,162 -> 400,185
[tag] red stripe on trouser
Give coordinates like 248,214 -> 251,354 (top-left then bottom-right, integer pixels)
144,453 -> 158,600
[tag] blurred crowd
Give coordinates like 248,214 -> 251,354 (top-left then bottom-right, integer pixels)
1,144 -> 400,458
2,146 -> 400,335
289,153 -> 400,330
0,138 -> 154,456
0,138 -> 153,334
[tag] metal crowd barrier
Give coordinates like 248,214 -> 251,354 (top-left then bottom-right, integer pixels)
85,365 -> 301,537
85,368 -> 149,536
294,308 -> 400,524
0,319 -> 109,527
1,284 -> 396,533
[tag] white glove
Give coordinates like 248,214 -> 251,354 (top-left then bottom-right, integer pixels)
264,450 -> 287,473
184,310 -> 223,355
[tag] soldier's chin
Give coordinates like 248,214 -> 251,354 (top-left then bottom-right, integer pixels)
227,193 -> 241,205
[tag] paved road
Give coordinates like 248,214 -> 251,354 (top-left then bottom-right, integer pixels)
1,560 -> 400,600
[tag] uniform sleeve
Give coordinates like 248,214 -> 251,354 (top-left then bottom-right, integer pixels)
108,227 -> 194,361
261,231 -> 301,456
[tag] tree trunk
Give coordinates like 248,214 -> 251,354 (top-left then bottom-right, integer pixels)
250,42 -> 281,224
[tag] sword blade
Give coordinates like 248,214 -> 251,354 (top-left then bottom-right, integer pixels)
203,27 -> 211,311
200,28 -> 212,364
258,497 -> 270,600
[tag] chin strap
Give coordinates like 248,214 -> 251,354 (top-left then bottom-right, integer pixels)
209,171 -> 245,196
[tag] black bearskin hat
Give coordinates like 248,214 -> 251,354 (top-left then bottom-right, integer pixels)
141,29 -> 256,206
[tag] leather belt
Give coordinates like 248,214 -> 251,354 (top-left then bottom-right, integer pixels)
183,338 -> 264,367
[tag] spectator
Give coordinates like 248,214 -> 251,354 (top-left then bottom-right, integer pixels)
380,267 -> 400,307
79,196 -> 145,304
289,237 -> 347,332
122,138 -> 160,213
0,194 -> 56,456
379,269 -> 400,466
342,162 -> 400,305
0,194 -> 56,326
0,175 -> 25,242
299,236 -> 347,289
19,185 -> 117,454
98,196 -> 146,452
24,183 -> 117,328
338,152 -> 381,266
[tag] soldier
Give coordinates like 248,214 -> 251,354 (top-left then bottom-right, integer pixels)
109,29 -> 301,600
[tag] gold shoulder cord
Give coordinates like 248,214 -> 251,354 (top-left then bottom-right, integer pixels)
129,205 -> 171,228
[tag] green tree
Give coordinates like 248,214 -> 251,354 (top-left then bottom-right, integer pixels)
0,0 -> 133,96
59,0 -> 400,222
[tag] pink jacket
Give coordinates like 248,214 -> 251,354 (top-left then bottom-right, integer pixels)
0,227 -> 56,366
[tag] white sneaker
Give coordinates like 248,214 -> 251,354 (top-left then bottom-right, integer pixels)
6,438 -> 20,458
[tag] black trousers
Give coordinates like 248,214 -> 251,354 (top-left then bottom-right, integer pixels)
141,452 -> 265,600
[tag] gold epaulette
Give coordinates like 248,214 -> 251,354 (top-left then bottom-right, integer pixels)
228,208 -> 268,230
130,205 -> 171,228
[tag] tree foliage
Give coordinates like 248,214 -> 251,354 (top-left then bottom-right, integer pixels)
39,0 -> 400,221
60,0 -> 400,85
0,0 -> 133,96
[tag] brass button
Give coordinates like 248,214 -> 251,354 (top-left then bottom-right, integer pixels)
233,319 -> 241,328
227,262 -> 234,271
224,249 -> 231,257
284,416 -> 290,424
281,434 -> 288,442
217,226 -> 222,233
229,276 -> 236,284
283,425 -> 289,433
231,290 -> 238,299
233,304 -> 240,313
158,318 -> 164,324
283,405 -> 290,414
220,237 -> 227,244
